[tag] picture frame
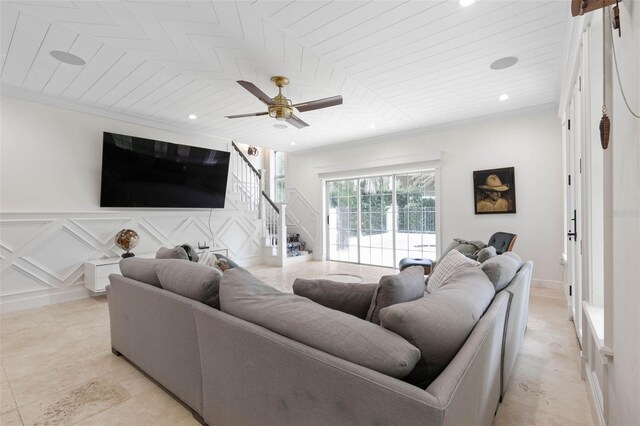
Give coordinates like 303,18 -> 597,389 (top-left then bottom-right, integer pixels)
473,167 -> 516,214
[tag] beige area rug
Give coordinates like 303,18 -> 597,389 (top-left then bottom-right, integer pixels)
319,273 -> 363,283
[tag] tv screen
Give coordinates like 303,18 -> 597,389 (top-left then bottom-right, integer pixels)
100,132 -> 230,208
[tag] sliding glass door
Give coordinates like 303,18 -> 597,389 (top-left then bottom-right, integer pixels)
327,170 -> 437,268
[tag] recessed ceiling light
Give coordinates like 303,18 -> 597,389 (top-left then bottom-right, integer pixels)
50,50 -> 86,66
290,142 -> 296,146
499,94 -> 509,101
369,123 -> 376,129
188,114 -> 197,120
274,124 -> 288,129
458,0 -> 476,7
490,56 -> 519,70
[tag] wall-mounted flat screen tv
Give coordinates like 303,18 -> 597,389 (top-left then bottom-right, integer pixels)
100,132 -> 230,208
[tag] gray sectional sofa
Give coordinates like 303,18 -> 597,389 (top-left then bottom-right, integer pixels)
107,257 -> 532,426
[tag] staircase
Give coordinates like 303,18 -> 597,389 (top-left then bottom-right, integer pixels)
230,142 -> 312,266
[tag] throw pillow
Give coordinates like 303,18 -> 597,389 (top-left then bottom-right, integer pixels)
452,238 -> 487,259
426,250 -> 480,293
220,268 -> 421,378
155,259 -> 222,308
379,267 -> 495,388
502,252 -> 523,269
156,246 -> 189,261
477,246 -> 497,263
293,279 -> 378,319
119,257 -> 162,287
366,266 -> 426,325
181,244 -> 199,262
481,254 -> 519,292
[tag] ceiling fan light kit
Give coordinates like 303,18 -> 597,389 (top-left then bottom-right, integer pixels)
226,75 -> 343,129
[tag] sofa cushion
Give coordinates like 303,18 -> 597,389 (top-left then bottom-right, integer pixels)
477,246 -> 497,263
220,268 -> 421,378
366,266 -> 426,325
293,279 -> 377,319
119,257 -> 162,288
380,267 -> 495,388
156,246 -> 189,261
502,252 -> 523,270
481,254 -> 519,292
156,260 -> 221,309
426,250 -> 480,293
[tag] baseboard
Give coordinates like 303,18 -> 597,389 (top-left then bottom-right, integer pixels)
530,279 -> 563,290
0,285 -> 91,313
585,361 -> 606,426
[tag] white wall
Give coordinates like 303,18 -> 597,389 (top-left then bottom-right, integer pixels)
288,108 -> 564,285
607,1 -> 640,424
0,96 -> 263,311
1,96 -> 230,212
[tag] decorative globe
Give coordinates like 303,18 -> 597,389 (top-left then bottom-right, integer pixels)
114,229 -> 139,258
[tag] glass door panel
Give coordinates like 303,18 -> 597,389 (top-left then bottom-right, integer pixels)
327,179 -> 359,263
359,176 -> 393,267
394,171 -> 437,263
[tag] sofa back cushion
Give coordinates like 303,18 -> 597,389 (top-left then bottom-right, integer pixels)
427,250 -> 480,293
155,259 -> 221,309
379,267 -> 495,388
156,246 -> 189,261
119,257 -> 162,288
292,279 -> 377,319
481,254 -> 520,292
220,268 -> 421,378
366,266 -> 426,325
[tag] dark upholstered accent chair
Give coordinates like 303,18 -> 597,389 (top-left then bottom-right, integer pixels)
488,232 -> 517,254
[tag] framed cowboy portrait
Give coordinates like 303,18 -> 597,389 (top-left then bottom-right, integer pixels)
473,167 -> 516,214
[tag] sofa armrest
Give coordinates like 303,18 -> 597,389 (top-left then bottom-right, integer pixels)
107,274 -> 204,414
193,304 -> 444,426
426,291 -> 509,426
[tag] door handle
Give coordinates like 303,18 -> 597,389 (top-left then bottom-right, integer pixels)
568,209 -> 578,241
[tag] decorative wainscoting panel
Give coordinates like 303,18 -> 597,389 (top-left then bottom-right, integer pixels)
0,208 -> 262,311
285,188 -> 321,255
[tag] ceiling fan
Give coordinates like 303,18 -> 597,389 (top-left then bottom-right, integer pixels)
225,76 -> 343,128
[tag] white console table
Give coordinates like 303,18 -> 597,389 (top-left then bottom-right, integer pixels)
84,258 -> 121,294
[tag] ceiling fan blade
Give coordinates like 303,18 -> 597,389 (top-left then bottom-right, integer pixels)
226,111 -> 269,119
236,80 -> 275,105
293,95 -> 343,112
286,114 -> 309,129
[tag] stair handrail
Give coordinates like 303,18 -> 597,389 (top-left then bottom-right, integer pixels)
231,141 -> 261,178
262,191 -> 279,214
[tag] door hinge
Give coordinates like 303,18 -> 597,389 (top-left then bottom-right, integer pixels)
327,215 -> 330,225
579,76 -> 582,92
568,119 -> 571,130
580,240 -> 583,255
580,158 -> 582,174
569,285 -> 572,296
568,175 -> 571,186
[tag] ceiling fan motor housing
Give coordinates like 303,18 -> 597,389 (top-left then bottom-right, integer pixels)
269,92 -> 293,120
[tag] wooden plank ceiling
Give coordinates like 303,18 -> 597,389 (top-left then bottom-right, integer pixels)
1,1 -> 568,151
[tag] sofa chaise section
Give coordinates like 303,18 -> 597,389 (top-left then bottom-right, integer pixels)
192,291 -> 510,426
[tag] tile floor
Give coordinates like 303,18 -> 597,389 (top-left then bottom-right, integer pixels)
0,261 -> 593,425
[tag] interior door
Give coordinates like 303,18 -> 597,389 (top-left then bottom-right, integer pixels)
566,72 -> 583,341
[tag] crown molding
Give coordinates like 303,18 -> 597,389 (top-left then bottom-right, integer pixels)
0,84 -> 230,143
